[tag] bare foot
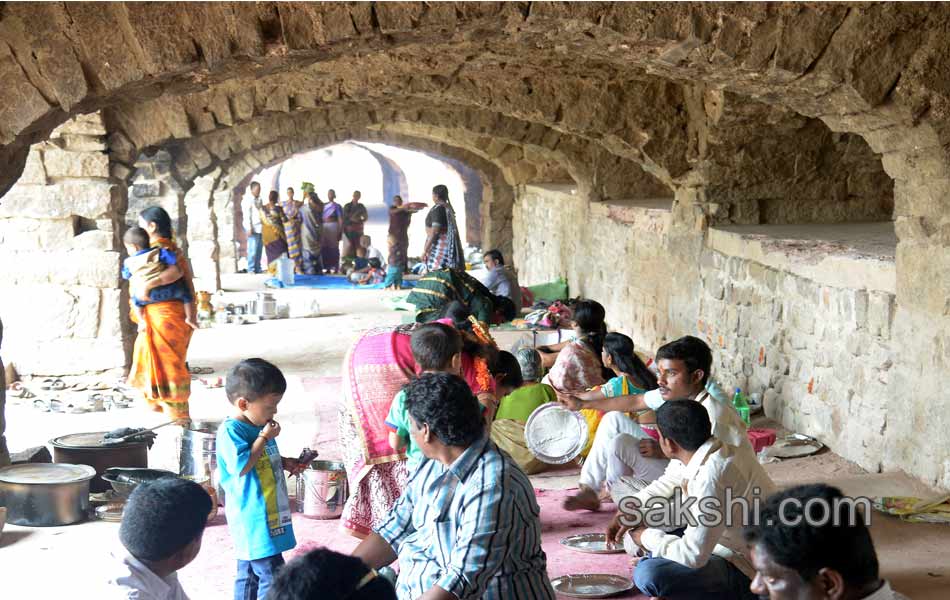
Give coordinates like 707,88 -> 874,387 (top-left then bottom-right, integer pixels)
186,318 -> 200,330
563,487 -> 602,511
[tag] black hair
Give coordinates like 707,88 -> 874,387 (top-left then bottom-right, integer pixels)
225,358 -> 288,404
655,399 -> 711,451
439,301 -> 473,331
139,206 -> 173,239
485,249 -> 504,265
308,191 -> 322,203
268,190 -> 280,203
603,333 -> 658,391
124,226 -> 151,250
368,257 -> 382,269
269,549 -> 396,600
119,477 -> 211,562
410,323 -> 462,371
655,335 -> 713,385
493,350 -> 523,389
287,187 -> 294,192
573,299 -> 607,359
432,184 -> 449,203
493,295 -> 517,322
250,181 -> 261,190
404,372 -> 483,447
743,484 -> 880,587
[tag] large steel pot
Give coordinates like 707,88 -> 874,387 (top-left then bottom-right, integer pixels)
50,432 -> 149,493
0,463 -> 96,526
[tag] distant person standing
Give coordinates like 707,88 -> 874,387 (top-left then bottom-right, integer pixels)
343,191 -> 369,259
387,195 -> 416,272
242,181 -> 264,274
300,191 -> 325,275
423,184 -> 465,271
321,189 -> 344,273
282,187 -> 303,273
483,249 -> 521,310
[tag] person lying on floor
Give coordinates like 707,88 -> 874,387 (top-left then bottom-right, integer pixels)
353,372 -> 556,600
560,335 -> 750,512
105,477 -> 212,599
488,349 -> 557,474
606,399 -> 775,600
743,483 -> 910,600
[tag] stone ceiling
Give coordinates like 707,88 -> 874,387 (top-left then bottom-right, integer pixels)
1,2 -> 947,204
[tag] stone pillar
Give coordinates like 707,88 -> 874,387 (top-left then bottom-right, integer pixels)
0,113 -> 131,376
184,170 -> 222,291
214,186 -> 238,276
127,151 -> 188,254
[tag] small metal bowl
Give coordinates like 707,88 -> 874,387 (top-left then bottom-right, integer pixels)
101,468 -> 178,498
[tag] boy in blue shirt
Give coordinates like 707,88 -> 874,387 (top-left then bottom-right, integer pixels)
385,323 -> 463,473
217,358 -> 307,600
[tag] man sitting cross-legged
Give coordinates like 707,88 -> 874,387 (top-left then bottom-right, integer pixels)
353,372 -> 556,600
743,484 -> 910,600
562,335 -> 750,512
606,399 -> 775,600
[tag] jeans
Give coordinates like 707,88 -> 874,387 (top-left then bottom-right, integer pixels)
246,233 -> 263,273
633,554 -> 757,600
234,554 -> 284,600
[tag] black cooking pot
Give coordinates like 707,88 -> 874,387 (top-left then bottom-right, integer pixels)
50,432 -> 149,493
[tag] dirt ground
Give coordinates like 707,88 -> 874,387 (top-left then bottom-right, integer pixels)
2,275 -> 947,598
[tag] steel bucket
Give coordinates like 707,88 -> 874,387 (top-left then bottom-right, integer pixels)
296,460 -> 348,520
178,421 -> 224,504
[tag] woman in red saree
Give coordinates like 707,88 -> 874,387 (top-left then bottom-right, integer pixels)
127,206 -> 197,422
338,307 -> 497,538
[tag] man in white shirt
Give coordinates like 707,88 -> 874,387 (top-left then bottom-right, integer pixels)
106,477 -> 212,599
606,399 -> 775,600
242,181 -> 265,274
743,484 -> 911,600
561,335 -> 752,512
482,249 -> 522,310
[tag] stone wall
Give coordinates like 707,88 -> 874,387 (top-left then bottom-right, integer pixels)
513,185 -> 674,351
127,152 -> 186,250
698,228 -> 897,473
0,113 -> 131,376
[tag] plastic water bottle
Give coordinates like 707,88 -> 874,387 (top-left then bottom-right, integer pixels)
276,255 -> 295,287
732,388 -> 751,426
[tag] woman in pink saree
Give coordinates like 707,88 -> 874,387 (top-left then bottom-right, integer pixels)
338,310 -> 496,538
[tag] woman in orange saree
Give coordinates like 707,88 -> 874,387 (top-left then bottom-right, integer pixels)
127,207 -> 197,422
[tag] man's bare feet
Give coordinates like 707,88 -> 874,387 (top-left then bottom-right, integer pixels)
563,486 -> 602,511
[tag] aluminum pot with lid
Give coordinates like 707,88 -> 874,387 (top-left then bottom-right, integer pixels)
0,463 -> 96,526
50,431 -> 149,493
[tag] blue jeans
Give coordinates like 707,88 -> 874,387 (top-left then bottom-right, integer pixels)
633,554 -> 757,600
246,233 -> 263,273
234,554 -> 284,600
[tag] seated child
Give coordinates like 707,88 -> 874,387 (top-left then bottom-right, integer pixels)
348,257 -> 385,285
359,234 -> 385,264
268,548 -> 397,600
383,234 -> 405,290
490,348 -> 557,474
122,227 -> 197,330
216,358 -> 308,600
386,323 -> 465,473
106,477 -> 213,599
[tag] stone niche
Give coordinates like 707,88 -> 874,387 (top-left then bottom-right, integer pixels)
0,113 -> 131,376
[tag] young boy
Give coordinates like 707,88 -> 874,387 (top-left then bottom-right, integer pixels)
386,323 -> 464,473
348,257 -> 385,285
107,477 -> 213,599
359,234 -> 385,264
122,227 -> 198,330
216,358 -> 307,600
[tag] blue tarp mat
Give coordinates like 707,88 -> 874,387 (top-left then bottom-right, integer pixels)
265,275 -> 416,290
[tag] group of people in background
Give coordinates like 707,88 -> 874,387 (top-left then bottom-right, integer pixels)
241,182 -> 368,276
241,182 -> 471,289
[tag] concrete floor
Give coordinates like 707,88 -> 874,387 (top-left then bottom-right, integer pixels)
2,274 -> 947,598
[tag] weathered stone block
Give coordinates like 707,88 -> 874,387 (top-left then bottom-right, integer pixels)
71,230 -> 114,251
42,147 -> 110,178
98,288 -> 126,340
53,250 -> 122,288
0,217 -> 75,249
18,149 -> 47,185
0,180 -> 118,220
60,134 -> 107,152
133,181 -> 162,197
867,292 -> 894,340
51,112 -> 107,137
